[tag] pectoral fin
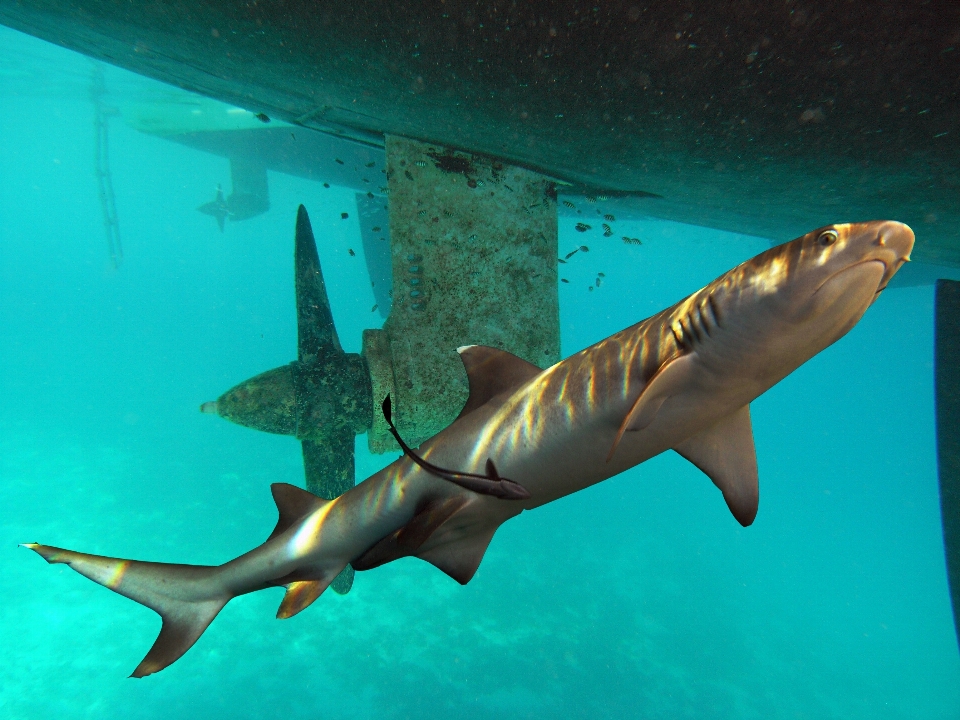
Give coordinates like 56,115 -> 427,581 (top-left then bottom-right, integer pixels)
608,353 -> 697,461
674,405 -> 759,527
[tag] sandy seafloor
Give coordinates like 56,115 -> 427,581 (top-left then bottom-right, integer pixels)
2,26 -> 959,720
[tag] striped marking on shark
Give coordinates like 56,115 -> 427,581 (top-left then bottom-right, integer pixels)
23,220 -> 914,677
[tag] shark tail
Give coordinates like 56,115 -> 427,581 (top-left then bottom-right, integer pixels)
22,543 -> 229,678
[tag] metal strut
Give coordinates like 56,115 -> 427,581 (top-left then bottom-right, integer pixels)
90,65 -> 123,268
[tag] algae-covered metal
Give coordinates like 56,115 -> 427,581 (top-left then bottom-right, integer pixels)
363,136 -> 560,452
203,141 -> 562,591
202,206 -> 371,594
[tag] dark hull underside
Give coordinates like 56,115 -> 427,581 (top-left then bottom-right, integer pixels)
1,0 -> 959,264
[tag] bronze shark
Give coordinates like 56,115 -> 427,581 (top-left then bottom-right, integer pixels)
23,220 -> 914,677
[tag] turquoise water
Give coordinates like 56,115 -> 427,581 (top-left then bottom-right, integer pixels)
2,26 -> 959,719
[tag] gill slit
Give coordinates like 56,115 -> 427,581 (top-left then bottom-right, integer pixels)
697,304 -> 712,338
707,295 -> 722,329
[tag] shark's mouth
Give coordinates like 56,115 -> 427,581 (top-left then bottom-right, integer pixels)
813,260 -> 887,316
817,259 -> 886,296
874,256 -> 911,296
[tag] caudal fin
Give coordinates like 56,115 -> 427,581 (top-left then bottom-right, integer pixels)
22,543 -> 229,677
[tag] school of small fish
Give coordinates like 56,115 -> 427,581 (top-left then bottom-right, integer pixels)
558,196 -> 645,293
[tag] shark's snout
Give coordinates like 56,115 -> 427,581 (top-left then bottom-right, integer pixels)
810,220 -> 915,316
871,221 -> 915,292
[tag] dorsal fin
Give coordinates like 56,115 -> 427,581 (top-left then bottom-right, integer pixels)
268,483 -> 327,541
673,405 -> 759,527
456,345 -> 541,420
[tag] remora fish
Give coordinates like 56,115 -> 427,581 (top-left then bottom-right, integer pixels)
23,221 -> 914,677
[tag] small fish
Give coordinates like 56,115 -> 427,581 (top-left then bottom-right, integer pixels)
348,249 -> 355,256
372,226 -> 381,232
558,258 -> 567,264
580,245 -> 590,252
418,210 -> 427,217
405,170 -> 414,181
598,272 -> 605,277
371,303 -> 378,312
622,237 -> 643,246
323,183 -> 330,188
382,395 -> 529,501
468,234 -> 478,241
575,223 -> 591,233
366,161 -> 376,168
562,200 -> 576,209
255,113 -> 270,123
366,192 -> 375,199
561,278 -> 569,283
467,179 -> 477,188
415,160 -> 427,168
595,277 -> 601,288
564,248 -> 580,260
585,196 -> 597,203
589,286 -> 594,292
597,195 -> 609,201
341,212 -> 349,219
604,214 -> 615,221
602,223 -> 612,235
476,179 -> 485,187
335,158 -> 344,165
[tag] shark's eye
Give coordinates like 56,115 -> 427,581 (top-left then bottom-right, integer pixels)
817,229 -> 838,247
